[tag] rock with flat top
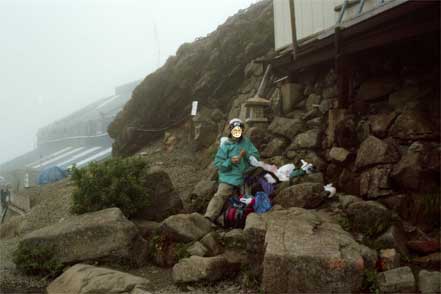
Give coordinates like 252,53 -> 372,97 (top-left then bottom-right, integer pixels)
172,256 -> 234,283
161,213 -> 213,243
355,136 -> 400,170
418,270 -> 441,294
377,266 -> 416,293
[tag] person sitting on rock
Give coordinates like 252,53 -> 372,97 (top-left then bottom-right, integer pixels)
205,118 -> 260,223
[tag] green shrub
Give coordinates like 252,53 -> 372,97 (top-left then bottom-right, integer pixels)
13,242 -> 63,276
361,269 -> 379,294
70,157 -> 152,218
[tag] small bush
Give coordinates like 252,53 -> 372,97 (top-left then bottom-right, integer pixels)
70,157 -> 152,218
13,242 -> 63,277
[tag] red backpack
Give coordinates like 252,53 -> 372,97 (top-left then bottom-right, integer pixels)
223,195 -> 255,228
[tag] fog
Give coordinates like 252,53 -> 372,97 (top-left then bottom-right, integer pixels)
0,0 -> 258,164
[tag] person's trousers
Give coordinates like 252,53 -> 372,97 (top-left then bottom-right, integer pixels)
204,183 -> 235,221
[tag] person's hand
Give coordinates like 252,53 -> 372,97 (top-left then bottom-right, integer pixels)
239,149 -> 247,158
231,156 -> 240,164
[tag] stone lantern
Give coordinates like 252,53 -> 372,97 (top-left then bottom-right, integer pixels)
243,96 -> 271,128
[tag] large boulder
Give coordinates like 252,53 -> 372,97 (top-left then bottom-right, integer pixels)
160,213 -> 213,243
329,147 -> 350,163
346,201 -> 392,237
418,270 -> 441,294
254,208 -> 368,293
374,225 -> 409,257
268,117 -> 305,140
360,165 -> 394,198
172,255 -> 236,283
389,111 -> 438,141
305,93 -> 322,112
137,168 -> 182,221
186,179 -> 217,213
19,208 -> 148,265
389,86 -> 429,111
47,264 -> 151,294
261,137 -> 289,158
377,266 -> 416,293
369,112 -> 399,138
273,183 -> 326,209
289,129 -> 321,150
280,83 -> 304,114
355,136 -> 400,170
356,77 -> 399,101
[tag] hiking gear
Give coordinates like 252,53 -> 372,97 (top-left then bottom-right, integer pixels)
214,136 -> 259,187
290,168 -> 306,178
223,195 -> 254,228
229,118 -> 244,129
205,183 -> 235,221
300,160 -> 314,174
254,191 -> 272,214
324,183 -> 337,198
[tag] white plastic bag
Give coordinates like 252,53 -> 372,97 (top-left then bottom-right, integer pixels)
276,163 -> 296,182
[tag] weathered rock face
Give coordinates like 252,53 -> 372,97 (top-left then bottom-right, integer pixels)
186,179 -> 217,213
47,264 -> 151,294
374,225 -> 409,257
389,111 -> 438,141
280,83 -> 304,114
268,116 -> 305,140
305,93 -> 322,112
20,208 -> 148,266
137,168 -> 182,221
251,208 -> 367,293
160,213 -> 213,242
377,266 -> 416,293
355,136 -> 400,170
200,231 -> 224,257
346,201 -> 391,237
109,0 -> 274,155
360,165 -> 394,198
273,183 -> 326,209
172,255 -> 235,283
329,147 -> 350,163
289,129 -> 321,149
418,270 -> 441,294
261,137 -> 289,158
356,77 -> 399,101
368,112 -> 399,138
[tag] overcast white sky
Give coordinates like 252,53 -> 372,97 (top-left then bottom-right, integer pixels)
0,0 -> 259,164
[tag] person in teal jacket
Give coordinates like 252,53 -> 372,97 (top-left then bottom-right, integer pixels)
205,118 -> 260,223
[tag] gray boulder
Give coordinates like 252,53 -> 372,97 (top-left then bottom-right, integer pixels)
222,229 -> 247,249
186,241 -> 208,257
418,270 -> 441,294
369,112 -> 399,138
280,83 -> 304,114
268,117 -> 305,140
289,129 -> 321,150
356,77 -> 399,101
172,255 -> 235,283
389,111 -> 438,141
346,201 -> 392,237
360,165 -> 394,198
256,208 -> 368,293
355,136 -> 400,170
47,264 -> 151,294
290,172 -> 324,186
261,137 -> 289,158
378,266 -> 416,293
161,213 -> 213,242
305,93 -> 322,112
187,179 -> 217,213
274,183 -> 326,209
20,208 -> 148,265
137,168 -> 182,221
200,231 -> 223,257
329,147 -> 350,163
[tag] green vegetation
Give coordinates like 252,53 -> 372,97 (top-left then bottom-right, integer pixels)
361,269 -> 379,294
13,242 -> 63,277
70,157 -> 152,218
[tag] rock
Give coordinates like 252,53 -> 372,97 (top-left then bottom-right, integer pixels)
137,168 -> 182,221
161,213 -> 213,243
261,137 -> 289,158
389,111 -> 438,141
356,77 -> 399,101
268,116 -> 305,140
334,117 -> 358,148
322,85 -> 338,99
260,208 -> 367,293
187,241 -> 208,257
280,83 -> 304,114
285,110 -> 304,120
305,93 -> 322,112
338,194 -> 363,210
290,172 -> 324,186
222,229 -> 247,249
413,252 -> 441,269
306,117 -> 323,128
273,183 -> 326,209
339,169 -> 361,195
245,127 -> 267,150
172,256 -> 234,283
132,220 -> 160,240
389,86 -> 428,111
356,119 -> 371,143
360,165 -> 394,198
378,266 -> 416,293
329,147 -> 350,163
355,136 -> 400,170
346,201 -> 392,237
243,212 -> 268,279
407,239 -> 441,254
244,61 -> 263,77
187,179 -> 217,213
193,114 -> 218,150
326,109 -> 348,147
369,112 -> 399,138
379,249 -> 400,271
289,129 -> 321,149
285,150 -> 326,172
418,270 -> 441,294
319,99 -> 332,114
391,142 -> 437,191
374,225 -> 409,257
200,232 -> 223,257
20,208 -> 148,266
360,245 -> 378,269
47,264 -> 151,294
210,108 -> 225,122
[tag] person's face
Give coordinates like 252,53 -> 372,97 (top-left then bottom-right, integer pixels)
231,126 -> 242,138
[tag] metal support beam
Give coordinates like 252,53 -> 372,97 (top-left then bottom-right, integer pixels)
289,0 -> 298,59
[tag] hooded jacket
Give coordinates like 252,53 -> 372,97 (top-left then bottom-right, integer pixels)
214,136 -> 260,187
